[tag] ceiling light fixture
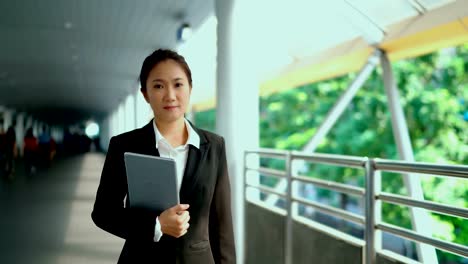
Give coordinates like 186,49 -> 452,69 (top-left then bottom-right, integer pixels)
177,22 -> 192,42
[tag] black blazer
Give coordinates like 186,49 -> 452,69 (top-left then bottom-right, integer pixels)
91,120 -> 236,264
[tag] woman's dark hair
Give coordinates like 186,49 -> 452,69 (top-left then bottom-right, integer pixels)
139,49 -> 192,91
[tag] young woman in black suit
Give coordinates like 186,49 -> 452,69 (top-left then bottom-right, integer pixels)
92,49 -> 236,263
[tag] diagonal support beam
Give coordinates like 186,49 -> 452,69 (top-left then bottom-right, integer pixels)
265,49 -> 381,205
380,50 -> 438,264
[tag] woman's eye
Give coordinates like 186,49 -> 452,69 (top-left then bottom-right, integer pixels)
154,84 -> 163,89
175,83 -> 183,88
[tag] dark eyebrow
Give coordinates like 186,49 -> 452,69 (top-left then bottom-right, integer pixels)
151,78 -> 183,83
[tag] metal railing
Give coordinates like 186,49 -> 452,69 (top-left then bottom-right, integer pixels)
244,149 -> 468,264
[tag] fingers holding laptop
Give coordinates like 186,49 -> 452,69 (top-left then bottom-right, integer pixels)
159,204 -> 190,238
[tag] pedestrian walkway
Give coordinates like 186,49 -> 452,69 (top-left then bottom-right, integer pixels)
0,153 -> 124,263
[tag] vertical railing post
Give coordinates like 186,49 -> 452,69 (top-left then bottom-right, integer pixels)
285,151 -> 293,264
365,158 -> 376,264
374,170 -> 382,254
243,151 -> 248,264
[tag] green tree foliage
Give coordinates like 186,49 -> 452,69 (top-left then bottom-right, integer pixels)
194,44 -> 468,263
193,108 -> 216,132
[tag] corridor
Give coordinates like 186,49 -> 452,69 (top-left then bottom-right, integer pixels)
0,154 -> 123,263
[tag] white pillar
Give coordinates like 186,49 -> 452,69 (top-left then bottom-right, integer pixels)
112,110 -> 118,137
33,120 -> 40,136
15,113 -> 25,156
136,89 -> 152,128
25,116 -> 33,131
133,90 -> 138,129
117,103 -> 125,135
125,94 -> 135,132
215,0 -> 260,262
99,116 -> 111,152
4,109 -> 13,128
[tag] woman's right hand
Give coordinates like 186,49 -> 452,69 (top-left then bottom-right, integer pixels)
159,204 -> 190,238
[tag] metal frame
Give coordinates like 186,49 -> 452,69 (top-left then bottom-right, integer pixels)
365,159 -> 376,263
284,152 -> 293,264
244,149 -> 468,264
292,174 -> 365,197
264,49 -> 379,206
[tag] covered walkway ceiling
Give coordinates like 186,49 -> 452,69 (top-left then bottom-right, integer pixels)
0,0 -> 466,123
193,0 -> 468,111
257,0 -> 468,97
0,0 -> 212,124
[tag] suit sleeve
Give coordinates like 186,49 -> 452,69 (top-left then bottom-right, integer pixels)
91,137 -> 158,242
209,137 -> 236,264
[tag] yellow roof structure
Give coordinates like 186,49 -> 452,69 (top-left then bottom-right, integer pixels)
192,0 -> 468,112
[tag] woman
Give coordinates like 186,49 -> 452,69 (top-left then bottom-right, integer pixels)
92,49 -> 236,264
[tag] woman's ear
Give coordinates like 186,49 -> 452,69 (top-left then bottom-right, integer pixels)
140,88 -> 149,103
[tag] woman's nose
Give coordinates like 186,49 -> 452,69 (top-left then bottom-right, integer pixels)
165,86 -> 176,101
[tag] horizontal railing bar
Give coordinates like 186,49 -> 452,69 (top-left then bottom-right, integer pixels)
246,167 -> 287,178
244,149 -> 468,260
374,159 -> 468,179
245,148 -> 288,159
291,151 -> 367,168
245,183 -> 287,198
377,223 -> 468,258
292,196 -> 365,225
293,174 -> 365,197
377,192 -> 468,219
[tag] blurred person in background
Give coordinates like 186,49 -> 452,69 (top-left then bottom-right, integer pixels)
4,125 -> 17,180
0,121 -> 6,179
23,128 -> 38,175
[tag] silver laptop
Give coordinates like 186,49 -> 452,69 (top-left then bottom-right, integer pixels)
124,152 -> 179,211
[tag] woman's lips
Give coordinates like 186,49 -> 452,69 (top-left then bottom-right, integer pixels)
163,106 -> 178,110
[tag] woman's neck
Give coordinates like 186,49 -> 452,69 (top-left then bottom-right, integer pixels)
154,118 -> 188,147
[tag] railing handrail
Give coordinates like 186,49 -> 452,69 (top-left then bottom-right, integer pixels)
292,150 -> 368,168
373,158 -> 468,179
244,148 -> 468,263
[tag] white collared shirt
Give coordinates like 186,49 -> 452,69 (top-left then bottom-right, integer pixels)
153,118 -> 200,242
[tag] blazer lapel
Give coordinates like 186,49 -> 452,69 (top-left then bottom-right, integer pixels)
179,125 -> 209,203
140,119 -> 209,203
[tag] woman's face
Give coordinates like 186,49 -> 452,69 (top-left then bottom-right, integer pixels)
142,59 -> 191,124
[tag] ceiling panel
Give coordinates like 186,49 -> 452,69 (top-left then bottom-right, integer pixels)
419,0 -> 457,9
346,0 -> 418,26
0,0 -> 462,124
0,0 -> 213,124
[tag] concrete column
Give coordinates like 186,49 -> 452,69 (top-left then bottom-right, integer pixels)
134,89 -> 138,129
136,89 -> 151,128
4,109 -> 13,128
51,126 -> 63,143
25,116 -> 33,131
125,94 -> 135,132
99,116 -> 111,152
215,0 -> 260,262
117,103 -> 125,135
15,113 -> 25,156
33,120 -> 40,136
111,110 -> 118,137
